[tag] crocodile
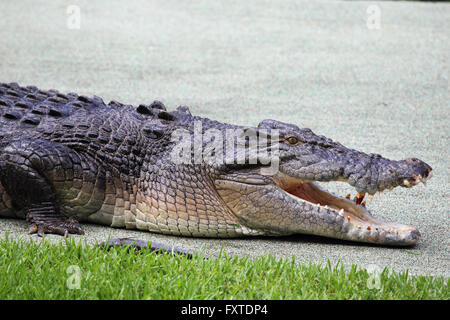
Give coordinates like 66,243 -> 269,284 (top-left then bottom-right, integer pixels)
0,82 -> 433,246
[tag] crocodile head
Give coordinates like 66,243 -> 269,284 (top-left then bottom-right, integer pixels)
214,119 -> 433,246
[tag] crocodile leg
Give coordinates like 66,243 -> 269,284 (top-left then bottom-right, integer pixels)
0,140 -> 84,236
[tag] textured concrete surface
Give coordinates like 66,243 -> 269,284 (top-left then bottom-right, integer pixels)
0,0 -> 448,277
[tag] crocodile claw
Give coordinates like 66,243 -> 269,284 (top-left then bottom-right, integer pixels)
28,219 -> 84,237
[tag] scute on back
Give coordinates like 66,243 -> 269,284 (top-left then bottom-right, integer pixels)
0,82 -> 110,126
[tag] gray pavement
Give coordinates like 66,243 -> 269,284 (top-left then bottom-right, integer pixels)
0,0 -> 449,277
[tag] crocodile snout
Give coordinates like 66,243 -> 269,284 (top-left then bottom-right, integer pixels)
400,158 -> 433,187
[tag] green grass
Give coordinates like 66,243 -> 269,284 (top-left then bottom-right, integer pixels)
0,236 -> 447,300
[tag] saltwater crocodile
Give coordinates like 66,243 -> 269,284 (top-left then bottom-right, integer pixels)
0,82 -> 433,246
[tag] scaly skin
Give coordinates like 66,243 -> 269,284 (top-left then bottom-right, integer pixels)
0,82 -> 433,246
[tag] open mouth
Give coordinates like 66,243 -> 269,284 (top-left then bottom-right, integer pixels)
281,181 -> 382,227
270,171 -> 432,245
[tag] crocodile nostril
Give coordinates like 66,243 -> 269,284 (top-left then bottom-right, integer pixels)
404,158 -> 433,179
418,162 -> 433,179
423,166 -> 433,178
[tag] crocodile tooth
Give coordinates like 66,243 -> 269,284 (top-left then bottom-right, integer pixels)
420,176 -> 428,186
345,193 -> 351,200
338,209 -> 344,216
368,194 -> 374,204
354,192 -> 365,205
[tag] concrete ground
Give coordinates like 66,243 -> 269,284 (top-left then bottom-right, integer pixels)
0,0 -> 448,277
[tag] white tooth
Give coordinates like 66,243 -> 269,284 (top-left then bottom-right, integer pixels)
420,176 -> 428,186
368,194 -> 374,204
338,209 -> 344,216
403,179 -> 411,187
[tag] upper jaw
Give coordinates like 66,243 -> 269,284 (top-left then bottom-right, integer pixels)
346,156 -> 433,195
279,155 -> 433,196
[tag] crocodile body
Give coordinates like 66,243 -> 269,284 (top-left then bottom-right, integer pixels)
0,82 -> 433,245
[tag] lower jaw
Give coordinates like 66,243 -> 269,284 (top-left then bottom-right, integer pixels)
278,180 -> 421,246
322,222 -> 420,246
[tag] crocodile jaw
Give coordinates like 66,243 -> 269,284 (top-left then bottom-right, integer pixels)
271,173 -> 427,246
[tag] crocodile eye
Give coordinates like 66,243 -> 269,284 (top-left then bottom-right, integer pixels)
286,136 -> 299,145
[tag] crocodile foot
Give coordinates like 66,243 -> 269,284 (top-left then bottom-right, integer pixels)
27,202 -> 84,237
